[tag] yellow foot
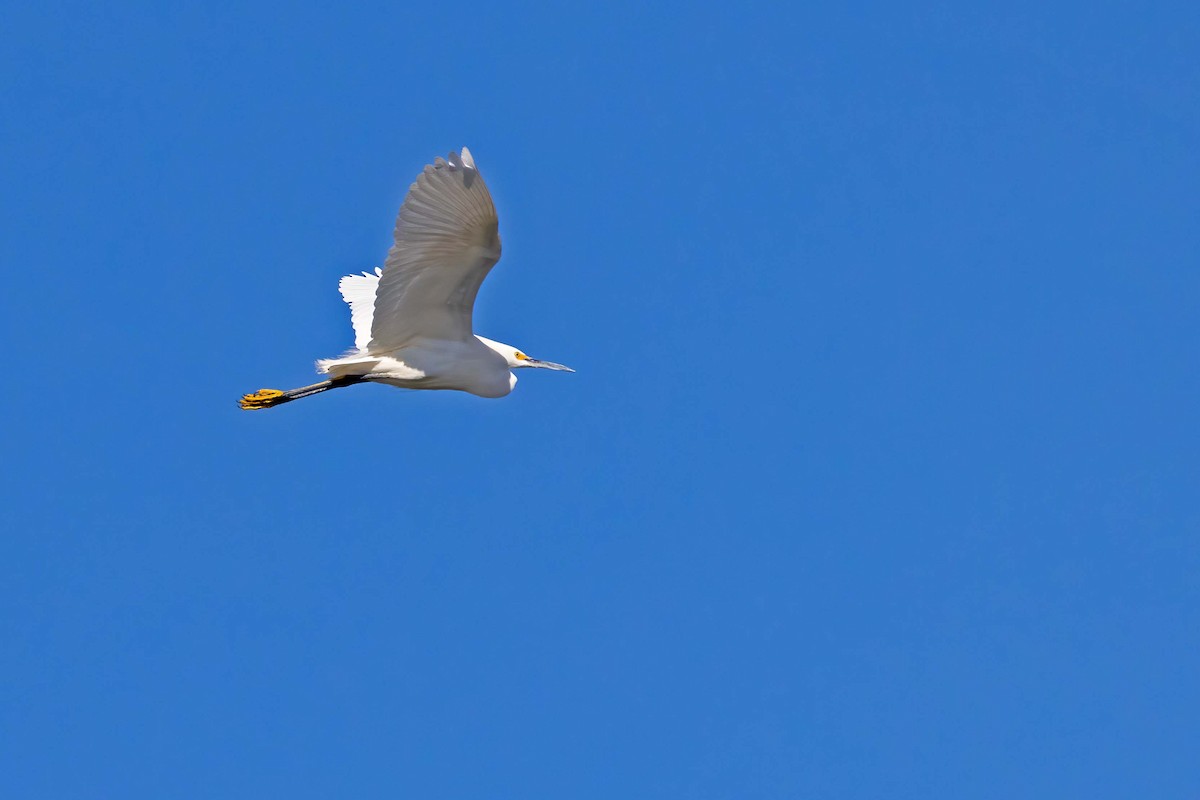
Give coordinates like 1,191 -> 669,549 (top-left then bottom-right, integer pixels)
239,388 -> 285,410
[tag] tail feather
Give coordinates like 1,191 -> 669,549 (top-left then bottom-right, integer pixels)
316,353 -> 380,378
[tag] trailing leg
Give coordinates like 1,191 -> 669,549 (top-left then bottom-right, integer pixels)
238,376 -> 363,410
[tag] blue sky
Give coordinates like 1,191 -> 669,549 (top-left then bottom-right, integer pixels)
2,1 -> 1198,797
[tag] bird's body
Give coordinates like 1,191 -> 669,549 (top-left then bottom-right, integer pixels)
321,330 -> 517,399
240,147 -> 572,410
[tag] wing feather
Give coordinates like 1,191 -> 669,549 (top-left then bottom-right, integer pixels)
338,268 -> 382,350
368,147 -> 500,349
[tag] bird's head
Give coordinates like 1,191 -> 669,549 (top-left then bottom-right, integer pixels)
476,336 -> 574,372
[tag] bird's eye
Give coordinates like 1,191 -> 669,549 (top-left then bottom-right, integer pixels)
515,352 -> 527,360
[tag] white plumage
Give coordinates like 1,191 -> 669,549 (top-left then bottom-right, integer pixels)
240,147 -> 573,411
338,268 -> 383,351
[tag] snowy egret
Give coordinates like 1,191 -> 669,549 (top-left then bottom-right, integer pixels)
240,147 -> 573,410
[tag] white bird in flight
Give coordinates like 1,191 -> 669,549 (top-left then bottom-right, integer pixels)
240,147 -> 573,410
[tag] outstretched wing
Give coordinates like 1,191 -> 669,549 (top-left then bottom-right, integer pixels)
368,147 -> 501,350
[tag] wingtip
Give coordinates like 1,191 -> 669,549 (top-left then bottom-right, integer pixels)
439,146 -> 476,172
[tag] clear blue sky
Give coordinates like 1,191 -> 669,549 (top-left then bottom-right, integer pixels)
3,2 -> 1198,797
